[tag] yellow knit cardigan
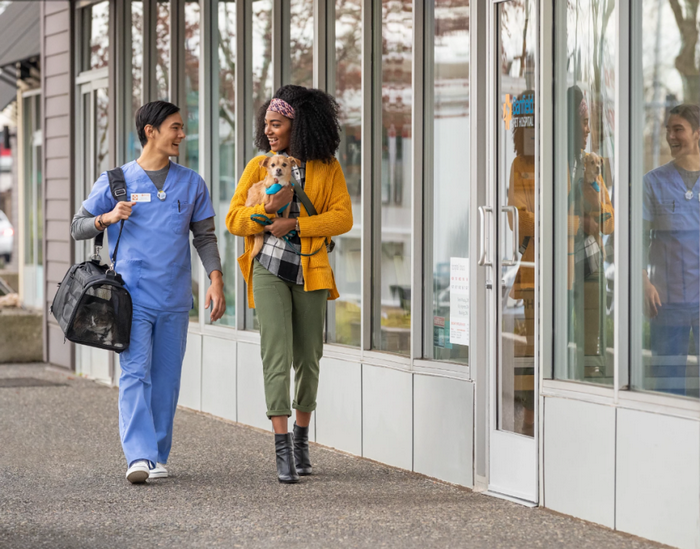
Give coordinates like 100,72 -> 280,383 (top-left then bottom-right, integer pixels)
226,155 -> 353,308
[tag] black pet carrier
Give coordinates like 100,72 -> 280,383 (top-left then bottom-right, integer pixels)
51,167 -> 133,353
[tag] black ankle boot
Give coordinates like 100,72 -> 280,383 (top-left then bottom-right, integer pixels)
293,423 -> 312,476
275,433 -> 299,484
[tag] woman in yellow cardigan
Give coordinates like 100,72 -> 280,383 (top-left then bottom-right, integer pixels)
226,85 -> 353,483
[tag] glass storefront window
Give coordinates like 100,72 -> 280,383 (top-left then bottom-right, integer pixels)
22,94 -> 43,310
428,0 -> 469,364
184,0 -> 200,173
127,0 -> 143,162
554,0 -> 616,385
212,0 -> 237,327
96,88 -> 110,176
184,0 -> 201,323
632,0 -> 700,398
290,0 -> 313,88
327,0 -> 362,347
252,0 -> 273,128
372,0 -> 412,356
246,0 -> 273,331
83,1 -> 109,72
156,0 -> 171,101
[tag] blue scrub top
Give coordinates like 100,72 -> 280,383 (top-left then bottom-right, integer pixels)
643,161 -> 700,305
83,160 -> 216,312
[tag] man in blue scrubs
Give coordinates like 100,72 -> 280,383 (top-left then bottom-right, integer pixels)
71,101 -> 225,483
643,104 -> 700,396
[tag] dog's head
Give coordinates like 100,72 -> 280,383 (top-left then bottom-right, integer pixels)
583,152 -> 602,182
259,154 -> 299,185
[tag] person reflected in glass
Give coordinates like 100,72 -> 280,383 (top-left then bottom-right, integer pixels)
643,104 -> 700,397
567,86 -> 615,380
508,90 -> 536,436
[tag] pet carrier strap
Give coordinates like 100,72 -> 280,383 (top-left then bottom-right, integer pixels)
95,167 -> 128,270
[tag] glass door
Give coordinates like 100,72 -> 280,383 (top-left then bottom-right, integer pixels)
76,78 -> 112,384
486,0 -> 538,503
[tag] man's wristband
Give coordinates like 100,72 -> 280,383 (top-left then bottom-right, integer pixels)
295,219 -> 300,235
97,215 -> 106,230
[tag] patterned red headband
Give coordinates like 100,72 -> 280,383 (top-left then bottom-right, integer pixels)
268,98 -> 295,119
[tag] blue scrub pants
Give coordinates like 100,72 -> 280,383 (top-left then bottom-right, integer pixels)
650,303 -> 700,396
118,305 -> 189,467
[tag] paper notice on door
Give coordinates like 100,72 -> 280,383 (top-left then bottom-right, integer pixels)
449,257 -> 470,346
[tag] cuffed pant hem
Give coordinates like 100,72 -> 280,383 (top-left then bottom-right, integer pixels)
266,409 -> 292,418
293,402 -> 317,413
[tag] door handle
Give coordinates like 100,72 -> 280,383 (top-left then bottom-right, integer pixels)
501,205 -> 520,267
478,206 -> 492,267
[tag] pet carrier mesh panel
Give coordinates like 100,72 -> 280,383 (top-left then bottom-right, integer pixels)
51,259 -> 132,353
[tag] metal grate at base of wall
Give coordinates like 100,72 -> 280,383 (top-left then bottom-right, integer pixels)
0,377 -> 67,388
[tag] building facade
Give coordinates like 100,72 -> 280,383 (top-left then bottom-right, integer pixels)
38,1 -> 700,547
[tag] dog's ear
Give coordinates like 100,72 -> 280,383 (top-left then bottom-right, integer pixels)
259,156 -> 271,168
287,156 -> 301,167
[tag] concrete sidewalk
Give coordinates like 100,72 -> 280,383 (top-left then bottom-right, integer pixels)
0,363 -> 666,549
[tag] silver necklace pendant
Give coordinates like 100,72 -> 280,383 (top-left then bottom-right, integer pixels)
157,190 -> 167,201
686,190 -> 694,201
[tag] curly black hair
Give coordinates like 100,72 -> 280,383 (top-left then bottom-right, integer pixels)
254,85 -> 341,163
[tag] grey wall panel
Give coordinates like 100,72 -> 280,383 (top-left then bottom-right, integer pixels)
45,117 -> 70,138
543,397 -> 615,529
362,365 -> 412,470
44,53 -> 70,77
46,158 -> 70,180
414,375 -> 474,487
236,342 -> 270,432
178,332 -> 202,411
46,241 -> 71,262
41,0 -> 73,369
46,261 -> 69,283
46,137 -> 70,159
315,357 -> 362,456
44,10 -> 70,37
45,32 -> 70,54
45,178 -> 70,200
201,336 -> 237,422
45,95 -> 70,113
45,281 -> 58,304
47,324 -> 71,368
45,220 -> 69,238
44,75 -> 70,96
616,409 -> 700,549
45,199 -> 70,221
44,2 -> 67,17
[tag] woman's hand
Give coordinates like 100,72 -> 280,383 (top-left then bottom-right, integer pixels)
265,186 -> 294,214
265,217 -> 297,238
582,214 -> 599,235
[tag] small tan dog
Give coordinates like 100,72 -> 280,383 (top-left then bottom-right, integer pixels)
581,152 -> 606,259
246,154 -> 299,257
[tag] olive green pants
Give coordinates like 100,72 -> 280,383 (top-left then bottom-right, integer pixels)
253,261 -> 328,418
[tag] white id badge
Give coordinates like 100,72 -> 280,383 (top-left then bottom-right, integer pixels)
131,193 -> 152,202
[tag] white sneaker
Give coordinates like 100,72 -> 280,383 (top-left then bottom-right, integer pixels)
126,460 -> 150,484
149,462 -> 168,479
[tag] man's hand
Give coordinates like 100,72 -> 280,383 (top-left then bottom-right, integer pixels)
643,271 -> 661,318
205,271 -> 226,322
264,217 -> 297,238
105,201 -> 136,225
264,186 -> 294,214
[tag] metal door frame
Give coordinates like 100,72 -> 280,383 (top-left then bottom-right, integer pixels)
482,0 -> 541,505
